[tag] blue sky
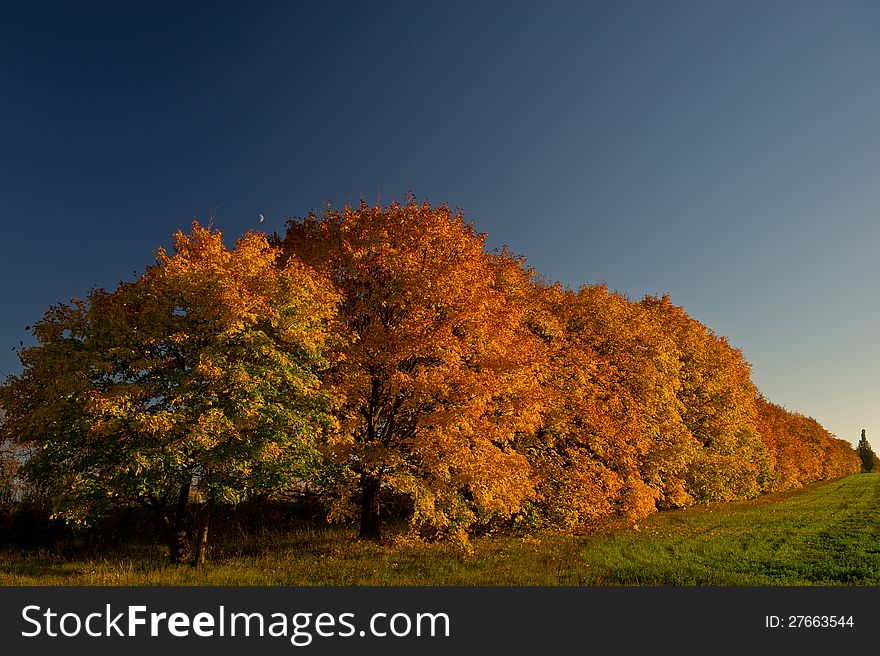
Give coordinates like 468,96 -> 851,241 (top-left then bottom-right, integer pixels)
2,1 -> 879,445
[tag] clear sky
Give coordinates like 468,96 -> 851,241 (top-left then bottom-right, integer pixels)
1,1 -> 879,446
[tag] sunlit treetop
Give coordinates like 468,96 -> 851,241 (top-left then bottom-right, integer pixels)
0,222 -> 341,526
281,199 -> 546,542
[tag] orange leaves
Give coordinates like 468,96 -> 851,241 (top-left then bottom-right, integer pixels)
639,295 -> 771,503
0,221 -> 341,528
152,222 -> 337,337
755,396 -> 859,490
523,280 -> 854,529
2,196 -> 859,544
282,199 -> 544,539
278,198 -> 858,539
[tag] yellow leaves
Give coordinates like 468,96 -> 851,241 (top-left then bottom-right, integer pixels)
4,198 -> 858,543
0,218 -> 343,530
82,388 -> 136,419
287,197 -> 852,537
150,221 -> 339,345
132,411 -> 177,436
281,198 -> 546,536
620,477 -> 660,522
189,408 -> 236,450
196,355 -> 224,382
755,396 -> 860,491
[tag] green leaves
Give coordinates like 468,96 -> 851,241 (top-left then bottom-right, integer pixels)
0,202 -> 859,547
0,223 -> 339,526
857,430 -> 877,473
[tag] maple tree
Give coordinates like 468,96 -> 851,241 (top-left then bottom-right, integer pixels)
280,199 -> 544,543
756,397 -> 822,489
568,289 -> 699,514
755,396 -> 859,490
823,435 -> 861,478
0,223 -> 339,563
518,285 -> 676,527
640,296 -> 773,502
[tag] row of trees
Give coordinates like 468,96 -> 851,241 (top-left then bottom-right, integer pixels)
0,198 -> 862,562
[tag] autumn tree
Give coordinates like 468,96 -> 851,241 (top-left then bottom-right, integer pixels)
822,435 -> 861,479
280,199 -> 543,543
517,285 -> 692,529
755,396 -> 800,490
754,395 -> 859,490
568,288 -> 698,514
858,429 -> 876,473
641,296 -> 771,502
0,223 -> 339,563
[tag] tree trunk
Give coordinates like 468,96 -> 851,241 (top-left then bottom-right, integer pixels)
359,472 -> 382,541
193,494 -> 215,569
146,498 -> 171,561
168,481 -> 191,564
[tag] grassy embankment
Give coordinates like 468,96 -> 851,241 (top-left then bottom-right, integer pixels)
1,473 -> 878,586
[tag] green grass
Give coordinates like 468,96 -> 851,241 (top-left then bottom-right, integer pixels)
2,473 -> 878,585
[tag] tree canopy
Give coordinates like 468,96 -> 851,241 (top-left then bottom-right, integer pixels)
0,198 -> 862,555
0,223 -> 339,562
280,199 -> 544,543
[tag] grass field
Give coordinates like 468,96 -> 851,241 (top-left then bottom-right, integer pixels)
1,473 -> 878,586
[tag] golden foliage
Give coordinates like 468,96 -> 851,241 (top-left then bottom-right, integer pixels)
1,198 -> 860,544
756,396 -> 859,490
281,199 -> 544,539
0,223 -> 340,528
